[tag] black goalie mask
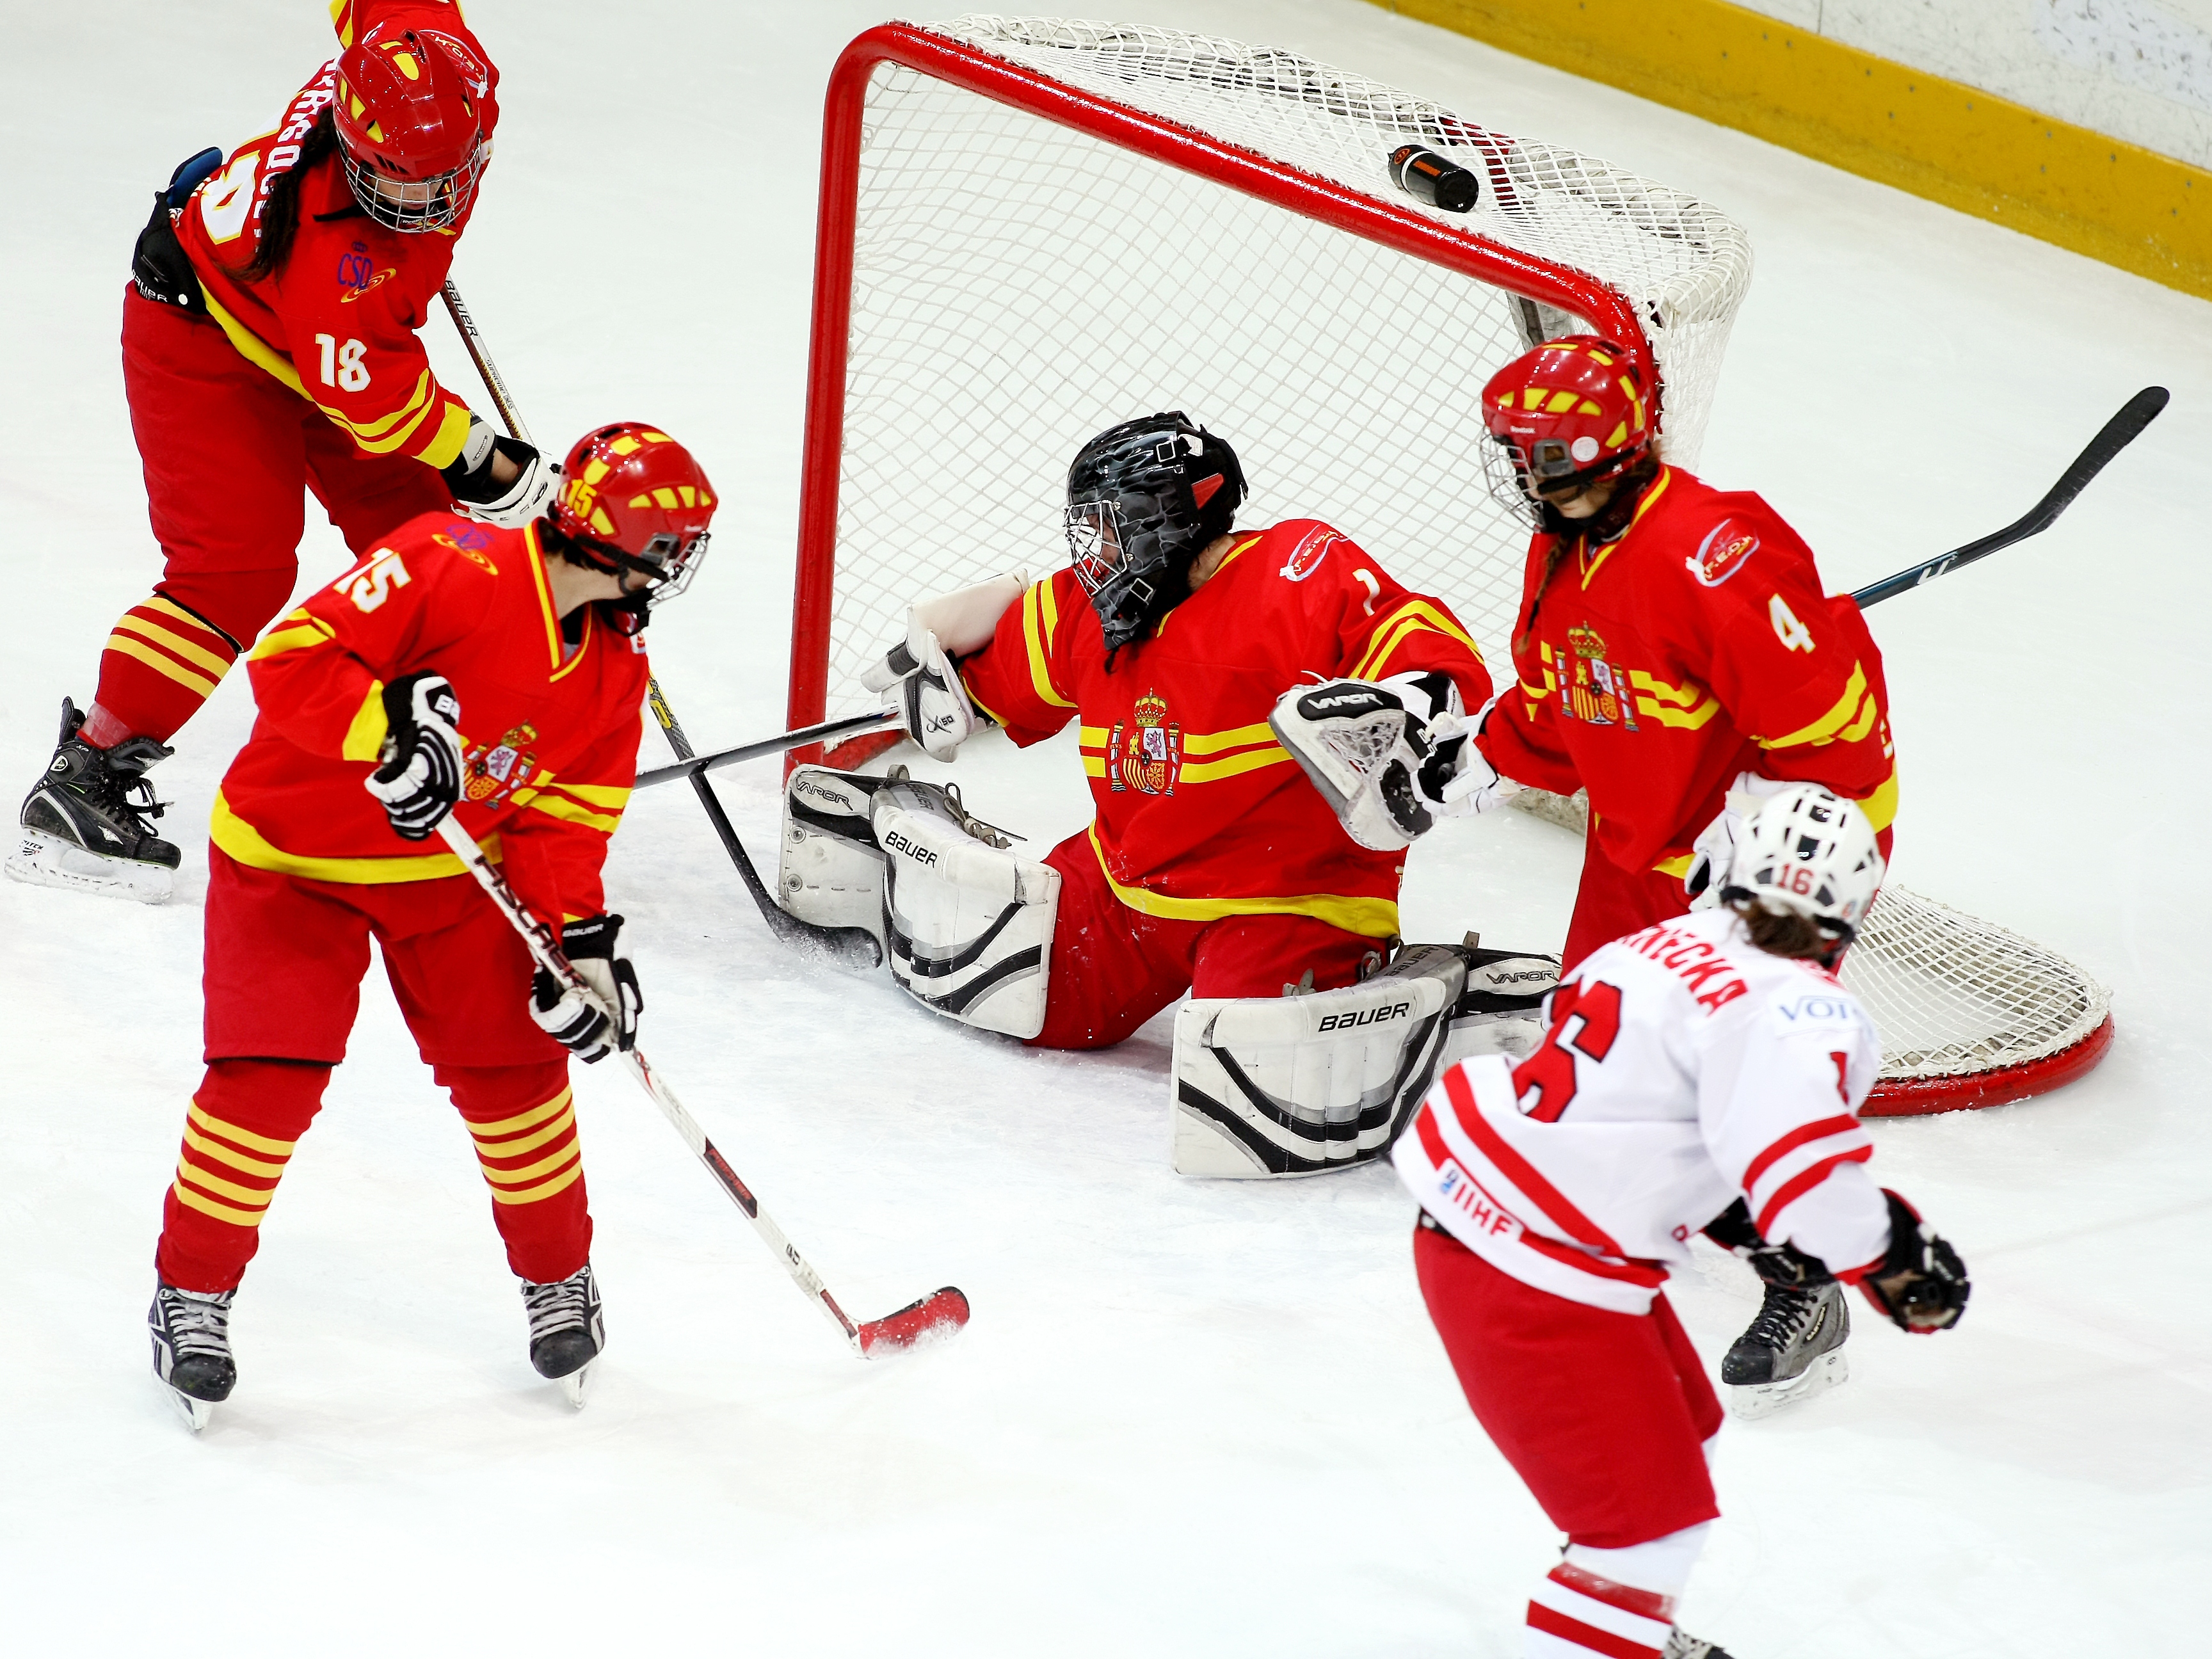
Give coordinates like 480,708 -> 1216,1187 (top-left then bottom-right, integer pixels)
1064,412 -> 1246,655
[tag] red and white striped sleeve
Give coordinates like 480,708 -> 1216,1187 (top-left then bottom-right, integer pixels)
1695,984 -> 1893,1280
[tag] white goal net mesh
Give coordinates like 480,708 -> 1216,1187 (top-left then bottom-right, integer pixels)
822,13 -> 1753,714
811,16 -> 2111,1103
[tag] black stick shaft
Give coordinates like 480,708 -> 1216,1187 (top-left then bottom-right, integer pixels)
1851,387 -> 2167,609
635,709 -> 898,789
440,280 -> 534,446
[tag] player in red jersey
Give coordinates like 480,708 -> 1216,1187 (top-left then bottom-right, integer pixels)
145,423 -> 716,1431
1458,336 -> 1897,972
1451,335 -> 1902,1408
1393,787 -> 1968,1659
863,412 -> 1492,1061
11,0 -> 554,905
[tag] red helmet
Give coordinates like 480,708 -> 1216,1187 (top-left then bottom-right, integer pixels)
550,424 -> 717,606
1479,336 -> 1653,518
333,22 -> 490,232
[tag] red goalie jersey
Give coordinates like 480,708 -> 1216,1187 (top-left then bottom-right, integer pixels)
216,513 -> 646,929
175,0 -> 499,470
958,521 -> 1491,940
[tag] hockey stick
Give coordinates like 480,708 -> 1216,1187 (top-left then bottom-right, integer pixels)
438,280 -> 879,968
643,683 -> 884,970
634,708 -> 899,789
1850,386 -> 2167,609
428,812 -> 970,1358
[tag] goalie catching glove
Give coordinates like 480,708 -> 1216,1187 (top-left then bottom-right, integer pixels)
1270,674 -> 1513,851
365,672 -> 464,840
530,913 -> 642,1064
440,414 -> 560,530
860,571 -> 1028,761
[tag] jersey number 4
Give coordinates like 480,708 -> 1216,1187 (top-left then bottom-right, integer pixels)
1511,979 -> 1623,1122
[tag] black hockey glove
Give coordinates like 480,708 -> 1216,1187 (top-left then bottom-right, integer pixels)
530,913 -> 642,1064
365,672 -> 463,841
1858,1189 -> 1971,1334
1703,1197 -> 1836,1290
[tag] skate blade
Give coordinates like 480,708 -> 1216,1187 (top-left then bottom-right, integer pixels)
6,830 -> 172,904
1727,1349 -> 1847,1420
160,1381 -> 214,1433
559,1363 -> 592,1410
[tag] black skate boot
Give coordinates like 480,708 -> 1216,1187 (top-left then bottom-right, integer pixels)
149,1281 -> 237,1432
1665,1631 -> 1739,1659
522,1263 -> 603,1409
8,699 -> 181,903
1722,1279 -> 1850,1418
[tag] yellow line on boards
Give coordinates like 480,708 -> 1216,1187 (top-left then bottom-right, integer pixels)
1366,0 -> 2212,301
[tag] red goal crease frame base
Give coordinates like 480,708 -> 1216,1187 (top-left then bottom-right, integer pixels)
782,21 -> 1653,775
1863,1013 -> 2114,1116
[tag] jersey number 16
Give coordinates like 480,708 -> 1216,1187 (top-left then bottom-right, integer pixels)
1511,979 -> 1623,1122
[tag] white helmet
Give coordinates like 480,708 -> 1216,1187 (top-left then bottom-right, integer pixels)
1720,783 -> 1884,944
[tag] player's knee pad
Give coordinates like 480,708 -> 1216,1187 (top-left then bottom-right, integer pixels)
778,765 -> 894,954
873,775 -> 1059,1039
1171,940 -> 1560,1178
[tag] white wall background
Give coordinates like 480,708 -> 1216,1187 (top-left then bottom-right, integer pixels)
1734,0 -> 2212,167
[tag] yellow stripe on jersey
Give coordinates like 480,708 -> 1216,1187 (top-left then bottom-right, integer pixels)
1085,826 -> 1399,938
341,682 -> 389,762
1178,746 -> 1292,784
202,291 -> 308,397
963,672 -> 1012,730
1180,721 -> 1275,757
250,607 -> 337,660
1350,600 -> 1484,680
1855,764 -> 1900,833
209,789 -> 502,883
1022,582 -> 1075,709
1761,662 -> 1871,749
512,789 -> 621,833
1628,669 -> 1724,730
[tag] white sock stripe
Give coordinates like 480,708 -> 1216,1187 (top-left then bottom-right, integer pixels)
1527,1628 -> 1624,1659
1530,1578 -> 1674,1648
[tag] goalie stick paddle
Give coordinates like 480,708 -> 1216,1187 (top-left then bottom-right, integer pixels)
1850,386 -> 2168,609
426,810 -> 970,1358
437,281 -> 881,972
645,682 -> 885,971
634,708 -> 900,789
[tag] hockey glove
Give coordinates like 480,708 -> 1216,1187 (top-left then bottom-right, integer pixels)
530,913 -> 642,1064
1271,673 -> 1491,851
1857,1189 -> 1970,1333
440,417 -> 560,530
1703,1197 -> 1836,1288
1684,771 -> 1791,910
365,672 -> 463,841
859,572 -> 1027,762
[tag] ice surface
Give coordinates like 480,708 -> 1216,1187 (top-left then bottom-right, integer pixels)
3,2 -> 2208,1655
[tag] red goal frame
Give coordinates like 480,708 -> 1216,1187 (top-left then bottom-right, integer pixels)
783,22 -> 1653,771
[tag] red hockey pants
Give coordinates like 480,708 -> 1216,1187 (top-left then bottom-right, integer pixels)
1560,835 -> 1695,974
95,285 -> 451,744
1027,832 -> 1383,1050
155,849 -> 590,1292
1412,1220 -> 1722,1550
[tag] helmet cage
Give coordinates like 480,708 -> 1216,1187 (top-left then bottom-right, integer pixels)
341,139 -> 486,232
563,527 -> 711,609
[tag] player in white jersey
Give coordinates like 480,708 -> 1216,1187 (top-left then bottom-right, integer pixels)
1393,785 -> 1969,1659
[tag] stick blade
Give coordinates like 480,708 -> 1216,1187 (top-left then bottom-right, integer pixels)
858,1286 -> 970,1357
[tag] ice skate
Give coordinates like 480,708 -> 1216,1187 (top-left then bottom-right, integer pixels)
1722,1279 -> 1849,1419
8,699 -> 180,904
522,1263 -> 603,1409
1665,1631 -> 1738,1659
148,1281 -> 236,1432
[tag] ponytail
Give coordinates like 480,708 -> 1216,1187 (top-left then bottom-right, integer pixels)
228,108 -> 341,284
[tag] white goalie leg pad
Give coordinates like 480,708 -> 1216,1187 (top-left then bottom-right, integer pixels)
874,778 -> 1059,1039
1171,943 -> 1468,1178
778,765 -> 890,953
1440,945 -> 1561,1066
